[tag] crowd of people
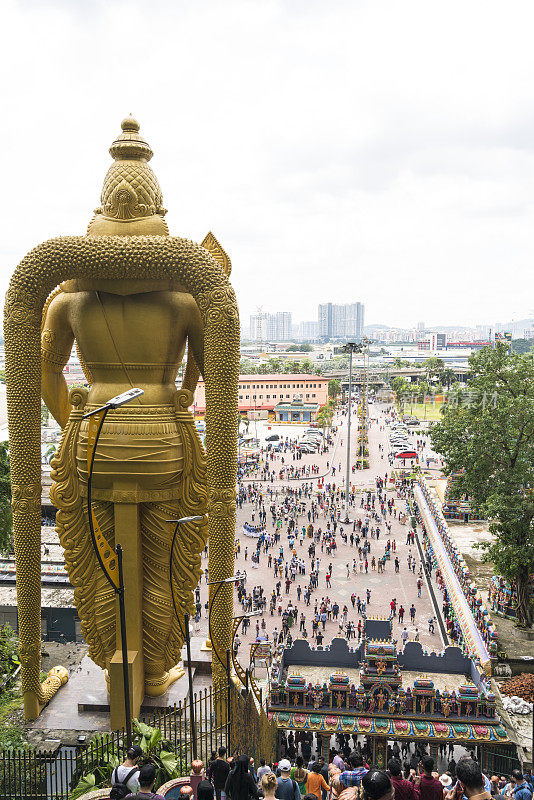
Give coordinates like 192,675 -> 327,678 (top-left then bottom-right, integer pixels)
110,743 -> 533,800
187,399 -> 444,661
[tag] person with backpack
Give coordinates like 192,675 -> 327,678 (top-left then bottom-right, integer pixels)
291,756 -> 309,796
276,760 -> 301,800
208,746 -> 232,800
125,762 -> 164,800
110,744 -> 142,799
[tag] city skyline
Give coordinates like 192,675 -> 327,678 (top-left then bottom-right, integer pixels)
242,305 -> 533,341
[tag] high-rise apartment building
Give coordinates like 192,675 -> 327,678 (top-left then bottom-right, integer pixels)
275,311 -> 292,341
299,320 -> 319,340
317,302 -> 364,340
249,311 -> 293,342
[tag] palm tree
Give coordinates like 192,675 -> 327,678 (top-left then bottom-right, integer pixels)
45,444 -> 57,464
317,403 -> 334,434
441,367 -> 456,388
423,357 -> 444,384
328,378 -> 341,401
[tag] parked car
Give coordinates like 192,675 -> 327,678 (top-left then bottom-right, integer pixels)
394,449 -> 418,459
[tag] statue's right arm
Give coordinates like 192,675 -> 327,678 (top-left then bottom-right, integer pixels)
41,293 -> 75,429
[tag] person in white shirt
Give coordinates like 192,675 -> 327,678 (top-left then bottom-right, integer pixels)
111,745 -> 142,796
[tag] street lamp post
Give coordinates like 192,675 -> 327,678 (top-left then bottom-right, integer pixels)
207,573 -> 245,747
83,387 -> 144,746
360,338 -> 370,471
231,609 -> 263,689
207,573 -> 245,675
166,514 -> 205,761
341,342 -> 361,523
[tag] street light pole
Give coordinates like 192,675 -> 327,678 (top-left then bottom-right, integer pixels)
230,609 -> 262,689
342,342 -> 361,523
83,387 -> 144,746
167,514 -> 205,761
207,573 -> 244,672
207,573 -> 244,745
360,338 -> 370,471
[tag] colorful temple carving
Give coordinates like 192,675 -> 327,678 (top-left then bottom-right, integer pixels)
414,476 -> 498,667
269,635 -> 498,722
489,576 -> 519,620
267,627 -> 511,773
442,472 -> 481,521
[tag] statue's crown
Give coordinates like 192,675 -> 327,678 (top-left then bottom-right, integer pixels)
88,117 -> 168,236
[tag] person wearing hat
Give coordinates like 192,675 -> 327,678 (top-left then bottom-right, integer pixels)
439,776 -> 452,791
276,760 -> 301,800
111,744 -> 143,797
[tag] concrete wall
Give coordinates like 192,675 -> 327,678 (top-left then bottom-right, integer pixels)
283,637 -> 362,670
398,641 -> 471,675
282,637 -> 473,678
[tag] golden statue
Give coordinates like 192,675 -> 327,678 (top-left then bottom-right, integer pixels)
4,118 -> 239,726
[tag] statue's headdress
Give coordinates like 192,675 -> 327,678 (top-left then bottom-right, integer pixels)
88,116 -> 168,236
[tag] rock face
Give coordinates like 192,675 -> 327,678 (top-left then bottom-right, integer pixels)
501,672 -> 534,703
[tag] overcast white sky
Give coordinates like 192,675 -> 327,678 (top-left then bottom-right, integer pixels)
2,0 -> 534,329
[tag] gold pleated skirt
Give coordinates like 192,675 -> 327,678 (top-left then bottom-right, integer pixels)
76,404 -> 184,502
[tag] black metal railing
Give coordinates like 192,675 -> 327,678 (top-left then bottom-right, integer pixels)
0,681 -> 278,800
0,685 -> 230,800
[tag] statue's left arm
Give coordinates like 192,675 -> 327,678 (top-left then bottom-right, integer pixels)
41,293 -> 75,428
181,294 -> 205,392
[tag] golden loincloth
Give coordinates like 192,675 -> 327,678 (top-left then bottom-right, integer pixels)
76,404 -> 184,502
50,390 -> 208,673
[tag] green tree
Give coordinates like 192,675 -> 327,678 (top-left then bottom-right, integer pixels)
328,379 -> 341,400
239,358 -> 256,374
41,403 -> 50,426
287,343 -> 312,352
441,367 -> 456,388
330,355 -> 349,370
512,338 -> 534,355
416,379 -> 430,403
317,403 -> 334,434
300,358 -> 315,374
390,376 -> 409,413
0,444 -> 12,555
424,357 -> 444,384
45,444 -> 57,464
431,344 -> 534,626
284,360 -> 301,373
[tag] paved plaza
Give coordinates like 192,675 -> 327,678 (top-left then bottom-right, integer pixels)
195,401 -> 446,663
